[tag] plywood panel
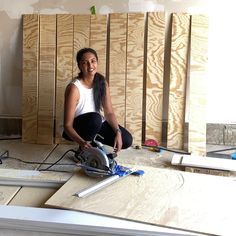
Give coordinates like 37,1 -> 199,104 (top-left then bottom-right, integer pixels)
108,13 -> 127,126
0,186 -> 20,205
145,12 -> 165,143
126,13 -> 145,145
73,14 -> 90,77
45,166 -> 236,235
0,168 -> 71,185
187,15 -> 208,156
167,13 -> 190,150
55,14 -> 73,143
22,14 -> 39,144
37,15 -> 56,144
90,15 -> 107,76
8,187 -> 56,207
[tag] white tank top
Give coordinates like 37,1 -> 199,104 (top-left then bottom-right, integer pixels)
71,79 -> 97,117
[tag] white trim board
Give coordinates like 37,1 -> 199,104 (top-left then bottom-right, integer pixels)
172,154 -> 236,171
0,168 -> 72,187
0,205 -> 202,236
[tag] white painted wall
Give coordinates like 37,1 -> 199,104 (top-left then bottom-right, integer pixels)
0,0 -> 234,123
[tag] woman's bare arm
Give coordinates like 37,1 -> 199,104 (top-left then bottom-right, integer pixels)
103,82 -> 122,152
63,84 -> 91,149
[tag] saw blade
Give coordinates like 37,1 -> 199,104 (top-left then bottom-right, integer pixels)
80,147 -> 110,177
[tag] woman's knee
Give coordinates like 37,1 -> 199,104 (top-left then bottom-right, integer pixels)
122,132 -> 133,149
73,112 -> 102,140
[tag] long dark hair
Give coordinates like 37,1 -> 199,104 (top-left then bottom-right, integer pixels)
76,48 -> 106,112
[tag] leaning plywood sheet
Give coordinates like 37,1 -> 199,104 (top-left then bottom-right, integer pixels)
0,186 -> 20,205
55,14 -> 73,143
167,13 -> 190,150
108,13 -> 127,126
187,15 -> 208,156
46,165 -> 236,235
145,12 -> 165,143
126,13 -> 145,146
22,14 -> 39,144
90,15 -> 107,76
37,15 -> 56,144
73,14 -> 90,77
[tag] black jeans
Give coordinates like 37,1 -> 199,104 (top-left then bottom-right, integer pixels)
62,112 -> 133,149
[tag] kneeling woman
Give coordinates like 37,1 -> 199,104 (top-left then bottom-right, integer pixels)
62,48 -> 133,152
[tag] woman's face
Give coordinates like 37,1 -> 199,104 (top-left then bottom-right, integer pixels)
79,52 -> 98,77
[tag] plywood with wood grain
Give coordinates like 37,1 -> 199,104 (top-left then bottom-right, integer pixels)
145,12 -> 165,143
108,13 -> 127,126
0,186 -> 20,205
0,168 -> 72,185
73,14 -> 90,77
21,13 -> 208,151
45,166 -> 236,235
187,15 -> 208,156
8,187 -> 57,207
90,15 -> 107,76
55,14 -> 73,143
126,13 -> 145,145
22,14 -> 39,144
37,15 -> 56,144
167,13 -> 190,150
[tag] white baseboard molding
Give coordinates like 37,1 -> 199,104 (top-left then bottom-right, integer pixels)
172,154 -> 236,171
0,205 -> 201,236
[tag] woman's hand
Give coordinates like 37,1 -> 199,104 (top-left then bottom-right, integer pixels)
113,131 -> 122,152
80,140 -> 92,150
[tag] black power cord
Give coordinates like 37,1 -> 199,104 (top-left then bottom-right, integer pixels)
39,149 -> 78,171
207,146 -> 236,154
142,144 -> 191,155
0,149 -> 79,173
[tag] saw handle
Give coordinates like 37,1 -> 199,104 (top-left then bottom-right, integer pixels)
107,152 -> 117,159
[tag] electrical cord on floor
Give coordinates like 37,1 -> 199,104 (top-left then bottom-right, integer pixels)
142,144 -> 191,155
207,146 -> 236,154
39,149 -> 78,172
0,148 -> 79,172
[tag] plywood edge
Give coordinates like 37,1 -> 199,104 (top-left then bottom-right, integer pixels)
0,168 -> 72,188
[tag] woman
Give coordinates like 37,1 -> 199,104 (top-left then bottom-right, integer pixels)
62,48 -> 133,152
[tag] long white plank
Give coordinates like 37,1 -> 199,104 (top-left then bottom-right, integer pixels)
0,205 -> 200,236
172,154 -> 236,171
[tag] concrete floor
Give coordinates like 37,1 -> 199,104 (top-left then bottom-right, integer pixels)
0,139 -> 178,172
0,139 -> 236,173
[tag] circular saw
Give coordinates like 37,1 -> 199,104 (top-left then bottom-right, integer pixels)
74,134 -> 117,177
